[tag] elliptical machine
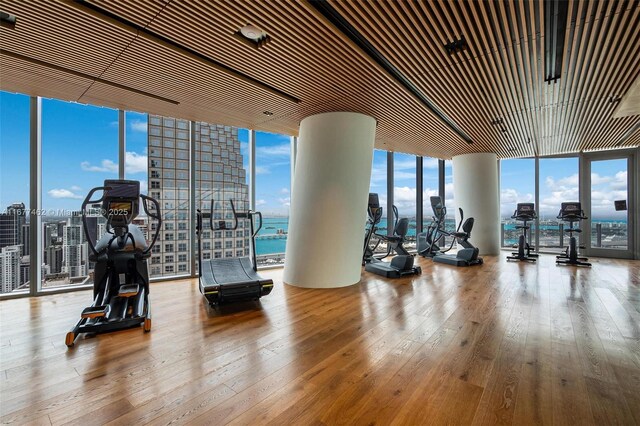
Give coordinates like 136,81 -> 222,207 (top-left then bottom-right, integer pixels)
556,202 -> 591,267
66,180 -> 161,347
506,203 -> 538,262
363,193 -> 421,278
417,196 -> 482,266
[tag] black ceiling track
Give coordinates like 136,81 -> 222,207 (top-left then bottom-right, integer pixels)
544,0 -> 569,83
71,0 -> 300,104
308,0 -> 473,144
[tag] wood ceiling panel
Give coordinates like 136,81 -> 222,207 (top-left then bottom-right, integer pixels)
328,0 -> 640,158
0,1 -> 136,78
0,1 -> 638,158
0,52 -> 93,102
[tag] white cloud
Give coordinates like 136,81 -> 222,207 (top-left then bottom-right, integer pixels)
500,188 -> 534,216
81,152 -> 146,174
48,188 -> 83,199
125,152 -> 147,174
129,119 -> 147,133
256,143 -> 290,157
70,185 -> 82,191
256,199 -> 267,206
256,166 -> 270,175
278,197 -> 291,207
81,159 -> 118,173
424,158 -> 439,169
591,173 -> 611,185
139,180 -> 148,195
280,188 -> 289,194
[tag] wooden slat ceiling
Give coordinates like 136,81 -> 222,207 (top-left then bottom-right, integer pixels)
0,0 -> 638,159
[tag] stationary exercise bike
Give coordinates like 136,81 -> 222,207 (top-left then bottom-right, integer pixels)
66,180 -> 161,347
556,202 -> 591,267
506,203 -> 538,262
363,193 -> 421,278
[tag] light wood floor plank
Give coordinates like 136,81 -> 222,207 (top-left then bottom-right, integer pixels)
0,254 -> 638,425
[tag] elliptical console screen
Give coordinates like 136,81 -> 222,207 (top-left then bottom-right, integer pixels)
108,201 -> 132,216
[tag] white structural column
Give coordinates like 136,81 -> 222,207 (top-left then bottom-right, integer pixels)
284,112 -> 376,288
452,153 -> 500,255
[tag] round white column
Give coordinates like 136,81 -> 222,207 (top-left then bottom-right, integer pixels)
452,153 -> 500,255
283,112 -> 376,288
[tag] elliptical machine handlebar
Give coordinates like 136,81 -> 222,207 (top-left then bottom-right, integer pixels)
82,186 -> 111,257
140,194 -> 162,255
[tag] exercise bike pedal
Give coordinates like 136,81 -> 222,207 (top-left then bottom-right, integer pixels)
118,284 -> 140,298
81,305 -> 110,319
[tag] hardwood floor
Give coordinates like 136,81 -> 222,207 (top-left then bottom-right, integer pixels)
1,254 -> 639,425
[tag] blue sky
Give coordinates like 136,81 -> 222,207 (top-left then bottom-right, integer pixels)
1,90 -> 629,221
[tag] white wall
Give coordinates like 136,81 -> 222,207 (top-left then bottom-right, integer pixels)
283,112 -> 376,288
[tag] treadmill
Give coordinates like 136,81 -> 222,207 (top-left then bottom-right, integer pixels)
196,199 -> 273,306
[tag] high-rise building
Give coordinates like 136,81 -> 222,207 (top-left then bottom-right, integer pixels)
46,245 -> 63,274
0,203 -> 26,250
62,223 -> 87,278
21,224 -> 30,256
148,115 -> 249,277
44,223 -> 57,249
0,245 -> 21,293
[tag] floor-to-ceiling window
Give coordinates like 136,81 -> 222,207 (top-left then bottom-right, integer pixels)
500,159 -> 535,248
538,157 -> 579,249
41,99 -> 118,289
393,153 -> 417,249
0,92 -> 30,294
443,160 -> 456,244
422,157 -> 440,231
590,158 -> 628,250
254,131 -> 291,266
367,150 -> 388,254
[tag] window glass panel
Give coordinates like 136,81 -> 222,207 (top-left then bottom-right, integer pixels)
443,160 -> 456,245
41,99 -> 118,289
148,115 -> 190,278
255,131 -> 290,266
422,157 -> 439,231
500,159 -> 535,248
393,153 -> 416,250
538,157 -> 579,249
194,123 -> 249,271
0,92 -> 30,294
590,158 -> 628,249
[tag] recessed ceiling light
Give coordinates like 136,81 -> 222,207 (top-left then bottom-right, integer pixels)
0,11 -> 17,29
263,111 -> 273,116
507,147 -> 516,152
235,24 -> 270,49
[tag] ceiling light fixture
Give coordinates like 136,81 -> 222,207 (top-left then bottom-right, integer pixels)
235,24 -> 270,49
263,111 -> 273,116
608,95 -> 622,104
0,11 -> 17,29
444,37 -> 467,55
544,0 -> 568,83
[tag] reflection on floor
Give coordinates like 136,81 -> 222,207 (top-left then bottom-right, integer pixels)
1,254 -> 639,425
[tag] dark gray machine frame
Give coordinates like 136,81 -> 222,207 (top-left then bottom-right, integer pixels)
196,199 -> 273,306
66,179 -> 161,347
363,193 -> 421,278
506,203 -> 539,262
556,202 -> 591,267
417,196 -> 483,267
